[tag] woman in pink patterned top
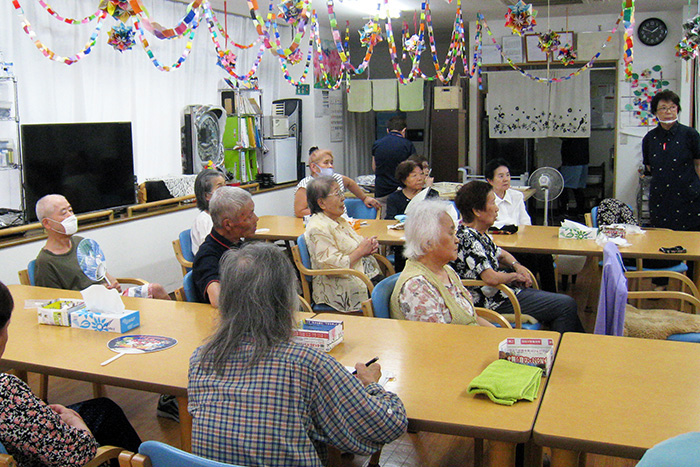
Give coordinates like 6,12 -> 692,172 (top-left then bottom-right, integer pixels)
389,200 -> 494,327
0,281 -> 141,467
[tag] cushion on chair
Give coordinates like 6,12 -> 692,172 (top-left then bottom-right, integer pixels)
344,198 -> 377,219
28,259 -> 37,286
636,432 -> 700,467
182,271 -> 197,303
296,235 -> 312,284
624,305 -> 700,341
371,273 -> 401,319
179,229 -> 194,263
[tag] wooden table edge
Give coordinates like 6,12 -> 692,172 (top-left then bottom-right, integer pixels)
409,418 -> 535,444
532,430 -> 646,460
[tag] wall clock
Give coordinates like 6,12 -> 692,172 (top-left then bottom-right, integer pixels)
638,18 -> 668,46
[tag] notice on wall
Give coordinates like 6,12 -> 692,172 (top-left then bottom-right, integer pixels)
315,89 -> 330,118
329,91 -> 344,142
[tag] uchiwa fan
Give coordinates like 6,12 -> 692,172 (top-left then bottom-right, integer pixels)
528,167 -> 564,226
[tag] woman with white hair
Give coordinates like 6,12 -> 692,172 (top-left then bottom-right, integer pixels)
294,148 -> 380,218
389,199 -> 493,326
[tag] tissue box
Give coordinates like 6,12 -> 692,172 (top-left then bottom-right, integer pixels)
599,225 -> 626,239
37,299 -> 85,327
498,337 -> 554,377
559,223 -> 597,240
70,308 -> 140,333
292,319 -> 344,352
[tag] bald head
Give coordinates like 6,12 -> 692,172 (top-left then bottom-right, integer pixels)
36,194 -> 69,222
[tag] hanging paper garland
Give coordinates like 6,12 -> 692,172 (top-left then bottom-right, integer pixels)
204,5 -> 259,49
278,0 -> 307,24
36,0 -> 102,24
133,13 -> 198,71
277,13 -> 315,86
359,20 -> 383,48
621,0 -> 634,79
504,0 -> 537,36
537,30 -> 560,54
108,23 -> 136,52
129,0 -> 201,40
100,0 -> 134,23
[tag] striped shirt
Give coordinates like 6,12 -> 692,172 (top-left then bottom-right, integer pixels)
188,338 -> 407,466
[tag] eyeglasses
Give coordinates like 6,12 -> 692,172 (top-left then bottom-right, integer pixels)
657,105 -> 677,113
327,190 -> 344,199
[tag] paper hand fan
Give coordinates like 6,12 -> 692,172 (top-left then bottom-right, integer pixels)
76,238 -> 108,282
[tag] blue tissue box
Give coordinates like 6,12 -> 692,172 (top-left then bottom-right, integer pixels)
70,308 -> 140,333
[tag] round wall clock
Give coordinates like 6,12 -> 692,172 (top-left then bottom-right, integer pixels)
638,18 -> 668,46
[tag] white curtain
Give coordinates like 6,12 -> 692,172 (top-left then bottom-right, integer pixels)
0,0 -> 281,181
487,69 -> 590,138
343,93 -> 374,178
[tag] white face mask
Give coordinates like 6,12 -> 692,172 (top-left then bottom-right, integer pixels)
318,167 -> 334,176
48,215 -> 78,235
658,117 -> 678,124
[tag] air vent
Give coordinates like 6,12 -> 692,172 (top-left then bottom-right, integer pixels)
272,103 -> 286,116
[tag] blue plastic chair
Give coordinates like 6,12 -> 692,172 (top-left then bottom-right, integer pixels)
182,271 -> 197,303
135,440 -> 244,467
25,259 -> 37,286
368,273 -> 401,318
636,432 -> 700,467
173,229 -> 194,276
344,198 -> 377,219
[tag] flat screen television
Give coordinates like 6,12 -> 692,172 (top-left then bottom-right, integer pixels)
22,122 -> 136,222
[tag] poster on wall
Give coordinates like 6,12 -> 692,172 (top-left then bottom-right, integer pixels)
501,36 -> 523,63
329,91 -> 344,142
313,39 -> 342,89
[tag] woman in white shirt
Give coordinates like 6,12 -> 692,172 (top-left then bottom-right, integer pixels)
191,169 -> 226,255
485,159 -> 556,292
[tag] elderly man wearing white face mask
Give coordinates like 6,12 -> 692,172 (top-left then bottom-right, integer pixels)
34,194 -> 169,299
294,148 -> 380,218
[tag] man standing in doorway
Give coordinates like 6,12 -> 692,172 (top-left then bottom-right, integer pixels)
372,116 -> 416,215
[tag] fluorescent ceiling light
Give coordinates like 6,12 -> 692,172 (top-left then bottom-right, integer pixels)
338,0 -> 409,19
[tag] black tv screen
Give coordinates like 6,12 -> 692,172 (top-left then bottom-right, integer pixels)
22,122 -> 136,222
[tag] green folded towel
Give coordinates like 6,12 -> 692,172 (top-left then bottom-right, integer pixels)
467,359 -> 543,406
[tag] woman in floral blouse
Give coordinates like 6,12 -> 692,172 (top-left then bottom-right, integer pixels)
305,176 -> 383,312
0,281 -> 141,467
449,181 -> 584,333
389,199 -> 494,326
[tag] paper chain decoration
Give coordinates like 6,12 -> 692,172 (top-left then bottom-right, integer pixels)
10,0 -> 637,89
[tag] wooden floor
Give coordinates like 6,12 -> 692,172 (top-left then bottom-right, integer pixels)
24,262 -> 656,467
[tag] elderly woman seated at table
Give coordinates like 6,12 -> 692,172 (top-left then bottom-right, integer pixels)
449,181 -> 584,333
294,148 -> 380,218
0,281 -> 141,466
485,158 -> 556,292
305,176 -> 384,313
389,199 -> 493,326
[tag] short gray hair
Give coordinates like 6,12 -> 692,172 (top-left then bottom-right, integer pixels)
35,194 -> 65,222
198,242 -> 298,370
306,176 -> 336,215
209,186 -> 252,229
194,169 -> 224,211
403,199 -> 454,260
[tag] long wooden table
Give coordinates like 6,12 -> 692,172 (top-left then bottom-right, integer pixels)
533,332 -> 700,465
4,284 -> 559,466
253,216 -> 700,286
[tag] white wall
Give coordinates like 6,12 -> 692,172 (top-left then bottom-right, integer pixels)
0,187 -> 295,291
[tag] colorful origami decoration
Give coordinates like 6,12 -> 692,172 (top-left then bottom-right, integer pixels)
677,15 -> 700,61
217,49 -> 237,70
359,20 -> 383,48
287,47 -> 304,65
557,45 -> 577,66
676,38 -> 698,61
99,0 -> 134,23
505,0 -> 537,36
537,31 -> 560,54
278,0 -> 307,24
403,34 -> 423,56
107,23 -> 135,52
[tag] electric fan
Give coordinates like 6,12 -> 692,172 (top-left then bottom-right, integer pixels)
528,167 -> 564,226
181,105 -> 226,174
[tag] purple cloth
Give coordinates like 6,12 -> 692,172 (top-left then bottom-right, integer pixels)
595,242 -> 628,336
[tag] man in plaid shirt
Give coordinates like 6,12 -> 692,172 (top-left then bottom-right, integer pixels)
188,242 -> 407,466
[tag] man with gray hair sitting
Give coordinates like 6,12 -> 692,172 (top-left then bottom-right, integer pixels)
192,186 -> 259,307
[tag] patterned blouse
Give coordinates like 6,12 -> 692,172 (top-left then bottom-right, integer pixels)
450,224 -> 521,310
305,213 -> 381,312
397,275 -> 475,323
0,373 -> 98,467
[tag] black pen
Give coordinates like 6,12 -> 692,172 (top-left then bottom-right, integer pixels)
352,357 -> 379,375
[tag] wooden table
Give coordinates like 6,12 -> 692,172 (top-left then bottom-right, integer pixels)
3,284 -> 218,452
253,215 -> 406,246
533,332 -> 700,465
3,285 -> 559,466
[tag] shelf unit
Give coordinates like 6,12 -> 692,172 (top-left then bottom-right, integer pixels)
220,88 -> 264,183
0,75 -> 24,226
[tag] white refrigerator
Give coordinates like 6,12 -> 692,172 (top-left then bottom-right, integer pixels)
261,137 -> 298,185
